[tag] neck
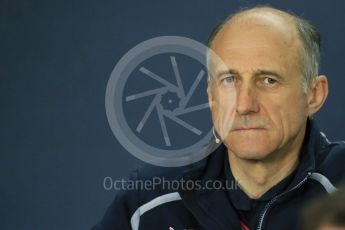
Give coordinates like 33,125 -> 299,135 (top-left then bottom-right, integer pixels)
228,130 -> 305,199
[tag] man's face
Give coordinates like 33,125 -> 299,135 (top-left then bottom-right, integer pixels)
208,17 -> 310,160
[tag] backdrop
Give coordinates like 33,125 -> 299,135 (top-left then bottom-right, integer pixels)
1,0 -> 345,229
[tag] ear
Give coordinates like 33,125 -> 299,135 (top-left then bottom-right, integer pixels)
307,75 -> 328,116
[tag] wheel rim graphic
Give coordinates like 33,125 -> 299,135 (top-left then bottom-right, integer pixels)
105,36 -> 221,167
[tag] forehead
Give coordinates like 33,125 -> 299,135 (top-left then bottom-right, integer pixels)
212,9 -> 299,47
209,12 -> 302,74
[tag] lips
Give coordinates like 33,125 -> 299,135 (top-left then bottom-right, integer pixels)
232,127 -> 265,131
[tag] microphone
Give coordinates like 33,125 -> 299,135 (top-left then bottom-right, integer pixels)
213,127 -> 221,143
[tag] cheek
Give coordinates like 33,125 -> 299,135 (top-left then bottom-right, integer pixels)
210,91 -> 237,138
264,91 -> 308,140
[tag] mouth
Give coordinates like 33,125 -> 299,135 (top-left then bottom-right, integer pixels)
232,127 -> 265,131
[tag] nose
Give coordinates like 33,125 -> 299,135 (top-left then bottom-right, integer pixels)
236,84 -> 259,115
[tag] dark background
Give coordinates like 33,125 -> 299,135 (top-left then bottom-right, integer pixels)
1,0 -> 345,229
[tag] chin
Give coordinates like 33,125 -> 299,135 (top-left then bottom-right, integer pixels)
225,130 -> 279,160
230,149 -> 269,161
231,149 -> 271,161
225,138 -> 275,161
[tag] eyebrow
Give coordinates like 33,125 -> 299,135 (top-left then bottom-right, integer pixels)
254,69 -> 284,80
214,68 -> 284,80
214,69 -> 239,79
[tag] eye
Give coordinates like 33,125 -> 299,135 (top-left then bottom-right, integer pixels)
263,77 -> 278,85
220,75 -> 236,85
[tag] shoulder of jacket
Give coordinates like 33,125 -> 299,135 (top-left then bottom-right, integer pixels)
123,165 -> 186,207
315,137 -> 345,184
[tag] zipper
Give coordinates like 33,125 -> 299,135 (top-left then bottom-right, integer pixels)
256,172 -> 312,230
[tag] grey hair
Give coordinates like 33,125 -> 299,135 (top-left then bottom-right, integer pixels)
206,6 -> 321,92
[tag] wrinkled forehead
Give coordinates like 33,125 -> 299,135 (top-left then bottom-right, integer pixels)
207,11 -> 303,76
213,8 -> 299,43
212,9 -> 300,50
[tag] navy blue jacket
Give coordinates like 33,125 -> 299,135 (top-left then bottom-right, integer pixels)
93,120 -> 345,230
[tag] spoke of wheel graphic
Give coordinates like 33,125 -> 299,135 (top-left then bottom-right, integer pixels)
170,56 -> 185,97
126,87 -> 166,102
179,69 -> 205,109
163,111 -> 202,135
139,67 -> 178,91
173,102 -> 209,116
156,105 -> 171,146
136,95 -> 160,133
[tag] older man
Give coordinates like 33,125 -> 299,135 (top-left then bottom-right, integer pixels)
93,6 -> 345,230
